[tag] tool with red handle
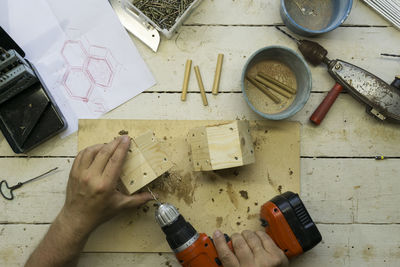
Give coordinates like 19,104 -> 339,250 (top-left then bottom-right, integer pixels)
156,192 -> 321,266
310,83 -> 344,125
276,27 -> 400,124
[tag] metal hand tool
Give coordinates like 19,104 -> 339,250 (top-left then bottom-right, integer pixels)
276,27 -> 400,124
0,167 -> 58,200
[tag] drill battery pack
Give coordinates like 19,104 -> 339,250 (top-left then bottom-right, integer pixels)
260,191 -> 322,258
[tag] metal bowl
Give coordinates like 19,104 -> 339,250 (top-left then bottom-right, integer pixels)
280,0 -> 353,36
241,46 -> 312,120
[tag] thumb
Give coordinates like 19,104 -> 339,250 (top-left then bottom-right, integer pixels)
213,230 -> 239,267
120,192 -> 154,209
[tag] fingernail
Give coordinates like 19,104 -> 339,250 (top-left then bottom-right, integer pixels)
214,230 -> 222,238
122,135 -> 130,144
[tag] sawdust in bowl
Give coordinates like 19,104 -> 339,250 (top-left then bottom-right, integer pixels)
245,60 -> 296,114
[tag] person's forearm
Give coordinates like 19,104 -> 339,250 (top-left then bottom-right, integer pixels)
25,208 -> 92,267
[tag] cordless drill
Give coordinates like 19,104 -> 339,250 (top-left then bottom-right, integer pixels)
155,191 -> 322,267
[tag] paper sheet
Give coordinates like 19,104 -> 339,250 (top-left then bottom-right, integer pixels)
0,0 -> 156,136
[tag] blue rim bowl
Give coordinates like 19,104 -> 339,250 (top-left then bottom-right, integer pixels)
280,0 -> 353,36
241,46 -> 312,120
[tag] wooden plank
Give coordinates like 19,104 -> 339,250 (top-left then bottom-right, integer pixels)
132,26 -> 400,94
0,93 -> 398,157
77,119 -> 299,252
0,158 -> 398,225
301,158 -> 400,224
184,0 -> 390,26
1,224 -> 399,267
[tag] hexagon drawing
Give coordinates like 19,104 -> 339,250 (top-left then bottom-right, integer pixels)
85,45 -> 117,88
62,68 -> 93,102
61,41 -> 87,68
86,57 -> 114,87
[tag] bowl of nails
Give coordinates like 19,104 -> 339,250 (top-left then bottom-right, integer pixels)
241,46 -> 312,120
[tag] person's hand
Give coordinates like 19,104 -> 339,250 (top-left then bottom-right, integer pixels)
59,136 -> 153,235
213,230 -> 289,267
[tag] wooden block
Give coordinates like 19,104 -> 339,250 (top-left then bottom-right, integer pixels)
120,131 -> 173,194
188,121 -> 255,171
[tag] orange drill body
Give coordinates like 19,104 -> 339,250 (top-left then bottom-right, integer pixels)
176,233 -> 221,267
157,192 -> 321,267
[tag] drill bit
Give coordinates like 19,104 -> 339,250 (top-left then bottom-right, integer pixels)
381,53 -> 400,58
147,186 -> 161,205
275,26 -> 300,45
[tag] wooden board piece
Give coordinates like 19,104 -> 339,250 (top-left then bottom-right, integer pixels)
78,119 -> 300,252
188,121 -> 255,171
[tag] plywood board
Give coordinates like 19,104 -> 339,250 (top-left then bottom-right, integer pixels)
78,119 -> 300,252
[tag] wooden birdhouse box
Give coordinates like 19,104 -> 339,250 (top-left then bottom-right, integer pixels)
188,121 -> 255,171
120,131 -> 173,194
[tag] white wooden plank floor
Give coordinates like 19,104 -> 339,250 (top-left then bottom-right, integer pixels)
1,0 -> 400,266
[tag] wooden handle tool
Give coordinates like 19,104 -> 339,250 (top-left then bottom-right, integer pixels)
310,83 -> 343,125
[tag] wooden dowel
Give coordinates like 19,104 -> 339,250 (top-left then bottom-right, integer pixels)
181,59 -> 192,101
212,54 -> 224,95
258,72 -> 296,94
255,75 -> 291,98
246,76 -> 281,104
194,66 -> 208,106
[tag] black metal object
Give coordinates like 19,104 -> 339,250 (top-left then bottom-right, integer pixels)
0,167 -> 58,200
0,27 -> 67,153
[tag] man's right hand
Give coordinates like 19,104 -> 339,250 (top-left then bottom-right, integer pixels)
213,230 -> 289,267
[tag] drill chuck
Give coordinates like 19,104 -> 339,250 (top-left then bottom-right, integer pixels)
156,203 -> 199,253
156,203 -> 180,227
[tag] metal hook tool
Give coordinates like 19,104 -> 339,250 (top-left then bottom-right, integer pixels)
0,167 -> 58,200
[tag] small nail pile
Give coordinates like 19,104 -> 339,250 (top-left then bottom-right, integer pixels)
132,0 -> 196,30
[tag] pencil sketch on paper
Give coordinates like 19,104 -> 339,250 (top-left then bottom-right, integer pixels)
60,36 -> 120,113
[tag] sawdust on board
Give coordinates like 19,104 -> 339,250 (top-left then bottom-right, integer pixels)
226,182 -> 239,209
148,170 -> 199,205
216,217 -> 223,228
245,60 -> 296,114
